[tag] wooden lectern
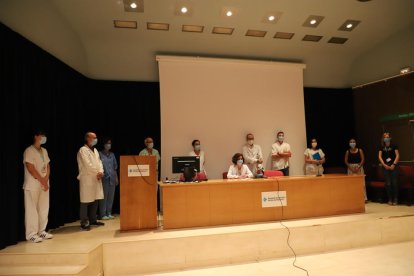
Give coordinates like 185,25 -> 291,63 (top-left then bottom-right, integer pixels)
120,155 -> 157,231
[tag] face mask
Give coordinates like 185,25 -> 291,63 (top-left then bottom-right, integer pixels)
237,159 -> 243,166
104,143 -> 111,150
247,139 -> 254,146
278,136 -> 284,142
194,145 -> 201,151
147,143 -> 154,149
349,143 -> 356,148
311,142 -> 317,148
91,138 -> 98,147
384,138 -> 391,144
40,136 -> 47,145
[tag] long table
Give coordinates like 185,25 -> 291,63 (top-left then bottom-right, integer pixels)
159,174 -> 365,229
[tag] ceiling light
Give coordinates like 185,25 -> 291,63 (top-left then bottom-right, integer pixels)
226,11 -> 233,17
181,7 -> 188,13
338,20 -> 360,31
400,67 -> 411,74
130,2 -> 137,9
346,23 -> 353,29
268,15 -> 275,21
310,19 -> 317,25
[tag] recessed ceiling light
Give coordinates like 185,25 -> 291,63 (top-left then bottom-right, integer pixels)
268,15 -> 275,21
226,10 -> 233,17
346,23 -> 353,29
338,20 -> 360,31
181,7 -> 188,14
310,19 -> 317,25
123,0 -> 143,13
130,2 -> 137,9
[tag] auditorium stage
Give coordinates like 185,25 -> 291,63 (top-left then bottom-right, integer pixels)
1,203 -> 414,276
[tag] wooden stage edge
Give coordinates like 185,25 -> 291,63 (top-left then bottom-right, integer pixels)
160,174 -> 366,229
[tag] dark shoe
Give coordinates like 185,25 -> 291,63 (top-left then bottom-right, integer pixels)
81,225 -> 91,231
90,221 -> 105,226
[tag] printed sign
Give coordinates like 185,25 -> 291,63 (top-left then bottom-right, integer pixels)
261,191 -> 287,208
127,165 -> 150,177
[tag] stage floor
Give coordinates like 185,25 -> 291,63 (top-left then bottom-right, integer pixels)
1,203 -> 414,275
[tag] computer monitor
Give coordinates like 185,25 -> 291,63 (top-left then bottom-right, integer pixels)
172,156 -> 200,174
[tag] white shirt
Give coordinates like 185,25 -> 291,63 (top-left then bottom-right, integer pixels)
304,148 -> 325,174
242,144 -> 263,173
227,164 -> 254,179
189,150 -> 205,173
23,146 -> 50,191
271,142 -> 291,170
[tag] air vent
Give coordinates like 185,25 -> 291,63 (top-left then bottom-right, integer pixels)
212,27 -> 234,35
274,32 -> 295,39
147,22 -> 169,31
182,25 -> 204,33
328,37 -> 348,44
113,20 -> 137,29
245,29 -> 267,38
302,35 -> 323,42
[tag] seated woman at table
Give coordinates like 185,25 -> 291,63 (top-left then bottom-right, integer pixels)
227,153 -> 253,179
304,138 -> 325,175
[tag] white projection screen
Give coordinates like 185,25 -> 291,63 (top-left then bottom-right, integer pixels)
157,56 -> 307,180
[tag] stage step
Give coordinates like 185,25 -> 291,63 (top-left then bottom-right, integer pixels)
0,264 -> 87,276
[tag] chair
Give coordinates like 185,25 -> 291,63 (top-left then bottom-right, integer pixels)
398,165 -> 414,205
222,172 -> 228,179
367,165 -> 386,203
264,170 -> 284,177
179,172 -> 208,182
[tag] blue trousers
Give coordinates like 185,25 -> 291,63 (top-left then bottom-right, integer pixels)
99,179 -> 116,217
383,166 -> 399,202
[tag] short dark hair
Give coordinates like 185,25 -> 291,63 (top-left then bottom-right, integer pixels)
246,133 -> 254,140
102,137 -> 112,144
192,139 -> 200,146
232,153 -> 244,165
309,138 -> 319,149
34,130 -> 46,137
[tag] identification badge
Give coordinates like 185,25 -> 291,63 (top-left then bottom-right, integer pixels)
386,158 -> 392,163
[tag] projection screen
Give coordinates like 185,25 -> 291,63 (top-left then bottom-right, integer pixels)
157,55 -> 307,180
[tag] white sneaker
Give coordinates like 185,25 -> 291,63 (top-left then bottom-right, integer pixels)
28,234 -> 43,243
39,231 -> 53,239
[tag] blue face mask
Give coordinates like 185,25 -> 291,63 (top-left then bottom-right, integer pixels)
384,138 -> 391,144
237,159 -> 243,166
104,143 -> 111,150
349,143 -> 356,148
40,136 -> 47,145
91,138 -> 98,147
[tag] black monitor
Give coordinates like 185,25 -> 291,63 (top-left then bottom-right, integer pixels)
172,156 -> 200,174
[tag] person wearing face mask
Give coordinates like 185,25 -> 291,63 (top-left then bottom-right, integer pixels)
139,137 -> 161,173
98,138 -> 118,220
344,138 -> 367,201
242,133 -> 263,174
77,132 -> 105,231
189,139 -> 206,174
304,138 -> 326,175
23,130 -> 53,243
271,131 -> 292,176
378,132 -> 400,205
227,153 -> 254,179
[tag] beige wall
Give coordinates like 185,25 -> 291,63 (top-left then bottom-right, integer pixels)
157,56 -> 306,179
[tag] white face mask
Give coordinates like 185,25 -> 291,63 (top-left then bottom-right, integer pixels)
40,136 -> 47,145
311,142 -> 317,148
147,143 -> 154,149
278,136 -> 284,142
247,139 -> 254,146
194,144 -> 201,151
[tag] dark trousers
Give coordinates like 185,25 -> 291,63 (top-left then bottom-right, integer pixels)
383,166 -> 399,202
80,201 -> 98,226
278,167 -> 290,176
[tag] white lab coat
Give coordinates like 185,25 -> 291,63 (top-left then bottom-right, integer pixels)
77,145 -> 104,203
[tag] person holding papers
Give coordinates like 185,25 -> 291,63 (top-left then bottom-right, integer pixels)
304,138 -> 325,175
227,153 -> 254,179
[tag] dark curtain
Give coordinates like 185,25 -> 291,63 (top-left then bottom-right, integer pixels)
304,87 -> 356,167
0,23 -> 160,249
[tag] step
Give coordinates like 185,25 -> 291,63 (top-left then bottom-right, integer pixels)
0,264 -> 86,276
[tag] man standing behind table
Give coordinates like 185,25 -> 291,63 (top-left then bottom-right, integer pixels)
77,132 -> 105,231
271,131 -> 292,176
242,133 -> 263,175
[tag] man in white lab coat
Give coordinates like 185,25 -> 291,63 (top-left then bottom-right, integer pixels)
77,132 -> 105,231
